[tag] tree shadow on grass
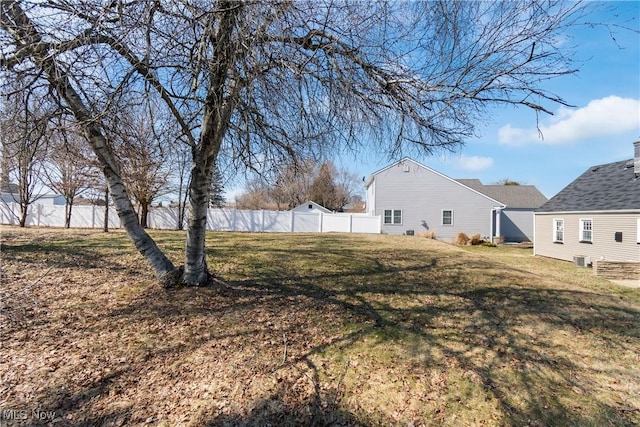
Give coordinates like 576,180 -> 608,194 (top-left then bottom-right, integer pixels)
198,252 -> 640,426
4,237 -> 640,426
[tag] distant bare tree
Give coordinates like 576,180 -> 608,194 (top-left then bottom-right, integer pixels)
235,179 -> 272,211
2,0 -> 604,285
333,167 -> 362,212
43,124 -> 100,228
239,159 -> 364,212
0,82 -> 52,227
270,159 -> 318,210
113,106 -> 174,228
173,144 -> 191,230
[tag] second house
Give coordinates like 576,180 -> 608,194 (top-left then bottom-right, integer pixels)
365,158 -> 547,242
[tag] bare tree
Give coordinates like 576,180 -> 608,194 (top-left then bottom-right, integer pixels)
333,167 -> 362,212
173,144 -> 191,230
112,106 -> 174,229
43,124 -> 99,228
1,0 -> 604,285
270,159 -> 318,210
0,82 -> 52,227
235,178 -> 272,210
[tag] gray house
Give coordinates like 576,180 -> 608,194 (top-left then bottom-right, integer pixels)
457,179 -> 548,242
365,158 -> 545,242
534,141 -> 640,267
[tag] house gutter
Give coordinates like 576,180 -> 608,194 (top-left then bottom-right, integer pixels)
535,209 -> 640,215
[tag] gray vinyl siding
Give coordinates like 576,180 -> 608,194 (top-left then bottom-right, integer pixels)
534,212 -> 640,262
372,159 -> 501,240
502,209 -> 534,242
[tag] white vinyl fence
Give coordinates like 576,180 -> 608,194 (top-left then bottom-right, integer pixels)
0,202 -> 381,234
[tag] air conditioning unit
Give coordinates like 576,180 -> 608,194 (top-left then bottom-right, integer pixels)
573,255 -> 591,267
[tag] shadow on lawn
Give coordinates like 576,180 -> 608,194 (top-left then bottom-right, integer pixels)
7,237 -> 640,426
197,249 -> 639,426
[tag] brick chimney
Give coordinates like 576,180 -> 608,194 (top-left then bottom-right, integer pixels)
635,140 -> 640,178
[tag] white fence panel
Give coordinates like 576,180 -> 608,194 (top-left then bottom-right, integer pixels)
24,204 -> 37,226
208,208 -> 234,231
93,206 -> 121,229
292,212 -> 320,232
149,207 -> 179,230
263,210 -> 291,233
322,213 -> 350,232
1,202 -> 380,234
233,209 -> 259,232
352,215 -> 381,234
70,205 -> 95,228
39,204 -> 66,227
0,202 -> 19,225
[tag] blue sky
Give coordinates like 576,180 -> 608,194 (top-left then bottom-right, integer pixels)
342,1 -> 640,199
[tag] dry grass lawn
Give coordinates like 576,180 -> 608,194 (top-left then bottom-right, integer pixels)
1,226 -> 639,426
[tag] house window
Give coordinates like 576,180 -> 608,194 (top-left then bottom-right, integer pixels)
580,219 -> 593,243
384,209 -> 402,225
442,210 -> 453,226
553,219 -> 564,243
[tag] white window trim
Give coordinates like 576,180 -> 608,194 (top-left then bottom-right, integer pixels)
383,209 -> 402,225
441,209 -> 454,226
553,218 -> 564,243
579,218 -> 593,243
637,217 -> 640,244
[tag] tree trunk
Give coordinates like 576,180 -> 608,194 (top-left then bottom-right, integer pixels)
183,163 -> 211,286
181,3 -> 239,286
103,185 -> 109,233
0,2 -> 177,282
103,170 -> 176,280
19,203 -> 27,227
64,199 -> 73,228
140,202 -> 149,229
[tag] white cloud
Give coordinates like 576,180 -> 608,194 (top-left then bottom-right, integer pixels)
454,155 -> 494,171
498,96 -> 640,145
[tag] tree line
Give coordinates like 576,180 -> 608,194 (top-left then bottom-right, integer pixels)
236,159 -> 362,212
0,94 -> 208,229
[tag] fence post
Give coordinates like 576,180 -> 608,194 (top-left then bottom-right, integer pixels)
290,210 -> 295,232
349,214 -> 353,233
319,212 -> 323,233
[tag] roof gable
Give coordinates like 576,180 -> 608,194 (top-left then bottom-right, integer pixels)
292,200 -> 332,213
367,157 -> 505,207
537,159 -> 640,212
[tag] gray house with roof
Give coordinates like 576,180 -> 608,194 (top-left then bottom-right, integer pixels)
365,158 -> 547,242
533,141 -> 640,265
457,179 -> 548,242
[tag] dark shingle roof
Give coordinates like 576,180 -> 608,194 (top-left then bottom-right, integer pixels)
456,179 -> 548,209
537,159 -> 640,212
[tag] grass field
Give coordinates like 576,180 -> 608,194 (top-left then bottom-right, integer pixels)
1,226 -> 639,426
